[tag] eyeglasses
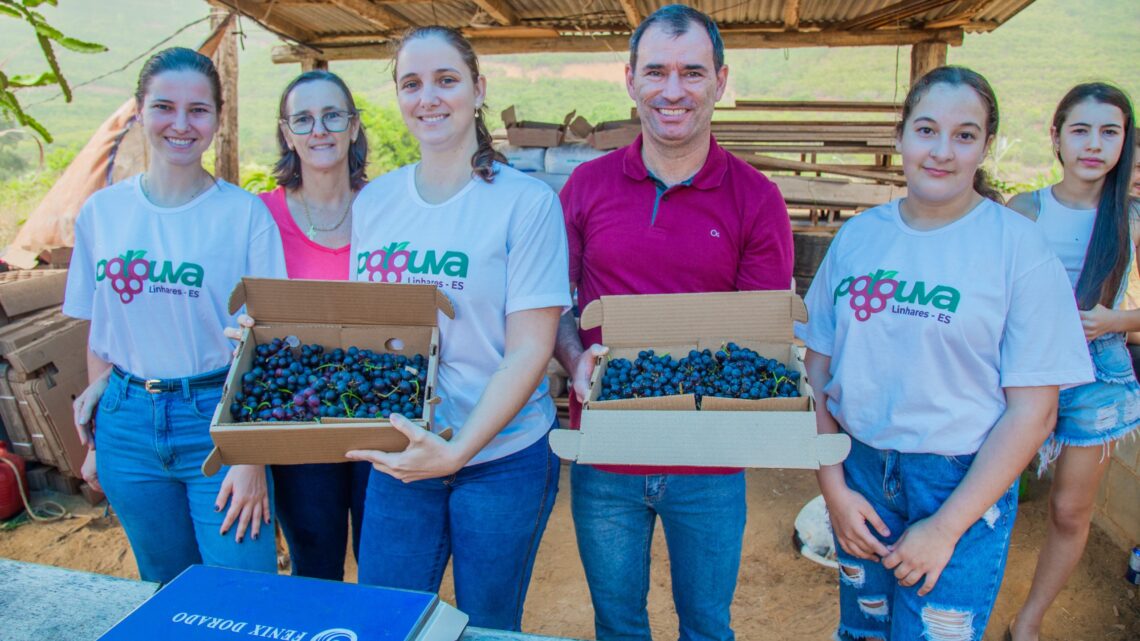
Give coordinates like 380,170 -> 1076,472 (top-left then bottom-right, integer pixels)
281,110 -> 356,135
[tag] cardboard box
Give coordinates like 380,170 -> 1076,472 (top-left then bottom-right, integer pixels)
203,278 -> 454,476
99,565 -> 468,641
0,269 -> 67,325
568,115 -> 642,150
548,290 -> 850,469
502,105 -> 575,148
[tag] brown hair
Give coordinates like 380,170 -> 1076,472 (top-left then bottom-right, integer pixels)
273,70 -> 369,191
897,66 -> 1003,204
391,26 -> 504,183
135,47 -> 222,110
1052,83 -> 1136,310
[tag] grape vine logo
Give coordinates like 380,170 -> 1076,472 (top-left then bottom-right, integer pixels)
95,250 -> 204,303
833,269 -> 961,322
312,629 -> 358,641
357,241 -> 469,285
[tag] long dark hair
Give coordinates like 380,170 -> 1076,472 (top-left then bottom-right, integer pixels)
135,47 -> 221,109
1054,83 -> 1137,310
273,71 -> 369,191
391,26 -> 504,183
898,66 -> 1003,204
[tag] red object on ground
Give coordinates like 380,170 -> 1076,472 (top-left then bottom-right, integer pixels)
0,442 -> 27,520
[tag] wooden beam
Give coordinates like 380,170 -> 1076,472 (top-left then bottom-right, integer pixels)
272,27 -> 964,61
210,9 -> 239,184
328,0 -> 408,31
617,0 -> 641,29
721,100 -> 902,113
471,0 -> 518,26
783,0 -> 800,29
211,0 -> 320,45
910,41 -> 947,83
833,0 -> 960,32
301,57 -> 328,72
313,26 -> 559,46
741,153 -> 906,185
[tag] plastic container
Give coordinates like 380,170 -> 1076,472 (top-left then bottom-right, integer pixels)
0,442 -> 27,520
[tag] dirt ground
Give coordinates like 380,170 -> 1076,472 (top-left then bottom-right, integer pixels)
2,465 -> 1138,641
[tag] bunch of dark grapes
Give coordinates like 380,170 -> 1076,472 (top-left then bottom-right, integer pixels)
230,337 -> 428,423
599,342 -> 800,404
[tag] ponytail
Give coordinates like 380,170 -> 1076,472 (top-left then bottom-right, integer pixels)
973,167 -> 1004,204
473,109 -> 505,183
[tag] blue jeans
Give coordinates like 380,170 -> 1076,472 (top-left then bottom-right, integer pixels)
357,428 -> 559,631
94,370 -> 276,584
271,460 -> 371,580
570,464 -> 747,641
835,436 -> 1019,641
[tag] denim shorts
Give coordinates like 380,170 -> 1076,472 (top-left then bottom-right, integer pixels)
1039,332 -> 1140,470
835,436 -> 1018,641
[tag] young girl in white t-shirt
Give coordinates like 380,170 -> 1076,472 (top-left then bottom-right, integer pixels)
342,27 -> 569,631
1007,84 -> 1138,641
63,48 -> 286,584
803,66 -> 1092,641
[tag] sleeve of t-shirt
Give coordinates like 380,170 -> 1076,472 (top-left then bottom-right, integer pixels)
1000,254 -> 1094,388
559,173 -> 583,287
802,231 -> 840,358
245,198 -> 288,280
736,181 -> 794,292
507,187 -> 573,315
62,203 -> 95,321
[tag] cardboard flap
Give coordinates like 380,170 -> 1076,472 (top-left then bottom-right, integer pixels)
579,290 -> 806,346
228,278 -> 453,324
568,115 -> 593,139
502,105 -> 518,126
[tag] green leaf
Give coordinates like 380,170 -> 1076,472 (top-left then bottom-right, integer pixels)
55,35 -> 106,54
0,5 -> 22,18
7,71 -> 57,87
31,20 -> 62,41
23,0 -> 59,7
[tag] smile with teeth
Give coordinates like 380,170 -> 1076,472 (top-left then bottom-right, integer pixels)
166,137 -> 195,148
658,108 -> 688,116
421,114 -> 448,123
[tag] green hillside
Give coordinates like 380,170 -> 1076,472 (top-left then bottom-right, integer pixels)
1,0 -> 1137,235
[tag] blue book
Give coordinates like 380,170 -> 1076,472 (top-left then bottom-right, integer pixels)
99,565 -> 468,641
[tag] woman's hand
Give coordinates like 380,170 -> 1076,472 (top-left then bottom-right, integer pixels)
215,464 -> 271,543
346,413 -> 466,482
572,344 -> 609,403
882,516 -> 959,596
223,314 -> 256,342
73,372 -> 110,448
823,485 -> 891,562
81,449 -> 101,492
1079,304 -> 1120,340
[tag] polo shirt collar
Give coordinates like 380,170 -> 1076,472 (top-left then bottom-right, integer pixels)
622,133 -> 729,190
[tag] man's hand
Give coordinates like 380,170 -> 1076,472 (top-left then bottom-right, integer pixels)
572,344 -> 609,403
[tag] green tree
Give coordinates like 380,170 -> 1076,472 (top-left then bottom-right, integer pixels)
0,0 -> 106,142
356,96 -> 419,175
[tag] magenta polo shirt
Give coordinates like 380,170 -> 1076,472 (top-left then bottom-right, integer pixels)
259,186 -> 351,280
562,134 -> 794,475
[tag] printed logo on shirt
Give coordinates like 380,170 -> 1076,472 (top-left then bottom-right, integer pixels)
356,242 -> 469,291
95,249 -> 204,304
833,268 -> 959,324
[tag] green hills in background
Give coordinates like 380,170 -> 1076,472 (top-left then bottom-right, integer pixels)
2,0 -> 1138,182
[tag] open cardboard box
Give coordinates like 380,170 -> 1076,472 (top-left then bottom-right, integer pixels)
548,290 -> 850,469
203,278 -> 454,476
568,114 -> 642,151
0,269 -> 67,325
502,105 -> 575,148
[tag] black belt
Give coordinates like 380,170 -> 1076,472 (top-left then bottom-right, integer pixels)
113,365 -> 229,394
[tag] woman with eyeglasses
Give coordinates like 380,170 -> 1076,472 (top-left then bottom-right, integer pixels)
258,70 -> 372,581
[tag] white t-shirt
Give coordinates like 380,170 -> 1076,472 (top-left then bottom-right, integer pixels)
351,163 -> 571,465
63,175 -> 287,379
1034,186 -> 1132,307
804,198 -> 1092,455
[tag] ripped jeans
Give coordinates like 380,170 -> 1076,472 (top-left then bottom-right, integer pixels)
834,436 -> 1018,641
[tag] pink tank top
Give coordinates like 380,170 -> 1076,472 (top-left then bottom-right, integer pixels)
259,186 -> 351,281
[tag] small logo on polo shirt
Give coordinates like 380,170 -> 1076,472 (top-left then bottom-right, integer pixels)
710,229 -> 720,238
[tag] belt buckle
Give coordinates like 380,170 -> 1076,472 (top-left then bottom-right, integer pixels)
144,379 -> 162,394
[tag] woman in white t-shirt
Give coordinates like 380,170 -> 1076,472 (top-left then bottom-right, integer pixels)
63,48 -> 286,584
803,66 -> 1092,641
1006,84 -> 1138,641
343,27 -> 569,631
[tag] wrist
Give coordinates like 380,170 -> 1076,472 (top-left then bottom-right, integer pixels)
926,509 -> 968,541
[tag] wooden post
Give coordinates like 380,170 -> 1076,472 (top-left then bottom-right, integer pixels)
301,57 -> 328,72
211,8 -> 239,184
910,41 -> 947,84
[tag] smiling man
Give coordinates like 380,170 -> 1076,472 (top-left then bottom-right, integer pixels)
554,5 -> 794,640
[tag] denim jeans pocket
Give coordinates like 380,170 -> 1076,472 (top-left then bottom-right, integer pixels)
98,377 -> 125,414
1092,336 -> 1136,382
190,386 -> 224,421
